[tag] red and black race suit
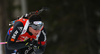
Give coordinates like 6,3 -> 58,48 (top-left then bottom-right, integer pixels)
5,18 -> 46,54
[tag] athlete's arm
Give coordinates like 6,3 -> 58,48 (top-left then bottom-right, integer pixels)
35,28 -> 47,54
7,21 -> 27,50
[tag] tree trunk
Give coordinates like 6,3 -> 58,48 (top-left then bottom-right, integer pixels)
0,0 -> 8,54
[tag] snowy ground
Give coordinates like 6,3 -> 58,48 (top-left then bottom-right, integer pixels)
0,32 -> 2,54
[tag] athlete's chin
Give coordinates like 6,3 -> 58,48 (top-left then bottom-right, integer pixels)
33,33 -> 38,36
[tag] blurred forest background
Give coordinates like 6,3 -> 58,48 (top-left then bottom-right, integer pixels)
0,0 -> 100,54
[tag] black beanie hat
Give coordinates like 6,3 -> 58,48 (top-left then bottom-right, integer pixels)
29,15 -> 42,24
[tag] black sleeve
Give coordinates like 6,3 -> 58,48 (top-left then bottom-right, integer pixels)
35,28 -> 47,54
7,21 -> 27,50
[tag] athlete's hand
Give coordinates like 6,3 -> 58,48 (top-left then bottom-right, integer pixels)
25,38 -> 38,47
32,39 -> 38,46
25,38 -> 33,47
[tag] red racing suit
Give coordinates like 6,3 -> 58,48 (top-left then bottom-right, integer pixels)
5,18 -> 47,54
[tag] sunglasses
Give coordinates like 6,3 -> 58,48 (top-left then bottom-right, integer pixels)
29,21 -> 44,30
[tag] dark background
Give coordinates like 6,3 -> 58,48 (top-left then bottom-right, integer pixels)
0,0 -> 100,54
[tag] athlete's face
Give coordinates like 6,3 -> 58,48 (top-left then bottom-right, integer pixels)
29,27 -> 41,36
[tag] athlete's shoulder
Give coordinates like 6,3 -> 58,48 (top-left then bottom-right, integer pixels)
15,18 -> 28,26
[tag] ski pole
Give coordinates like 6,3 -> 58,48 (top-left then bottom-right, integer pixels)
0,40 -> 25,44
0,42 -> 7,44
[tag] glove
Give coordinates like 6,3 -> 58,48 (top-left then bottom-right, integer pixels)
32,40 -> 38,46
32,40 -> 40,51
25,38 -> 34,47
25,38 -> 38,47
